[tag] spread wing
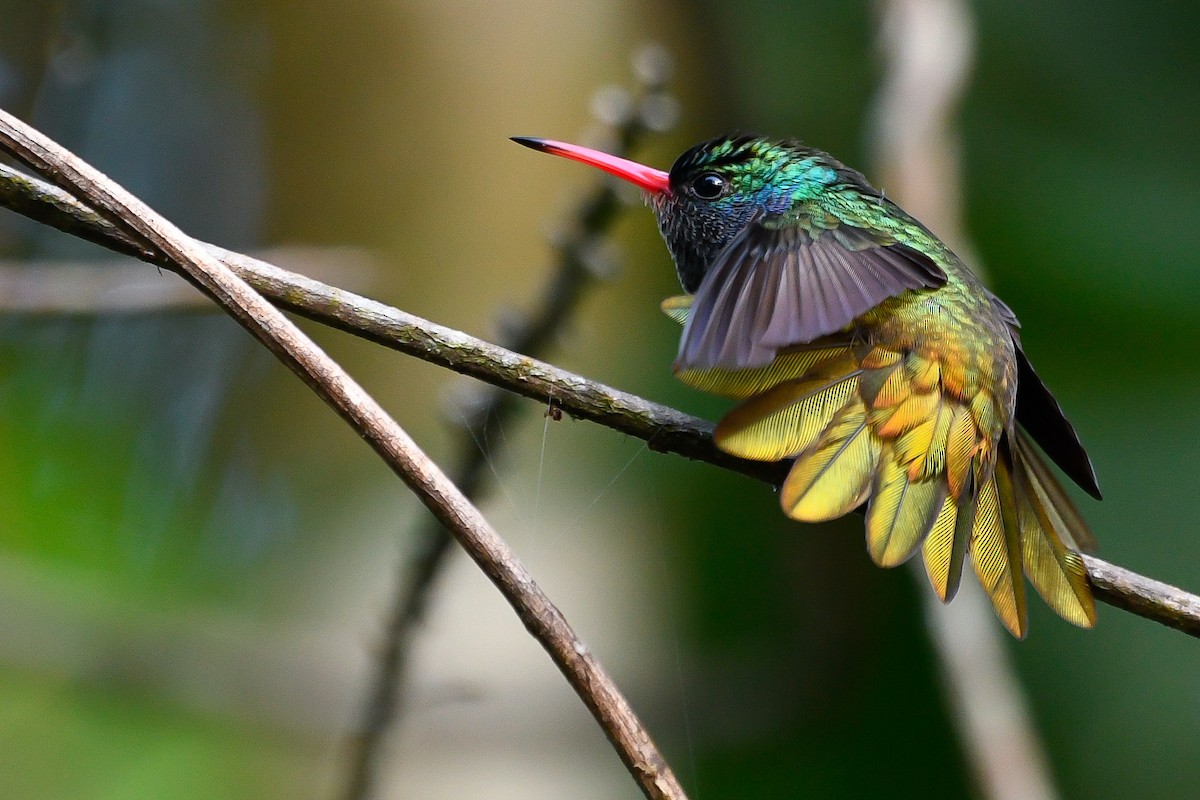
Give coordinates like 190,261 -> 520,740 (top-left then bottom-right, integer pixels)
678,219 -> 946,371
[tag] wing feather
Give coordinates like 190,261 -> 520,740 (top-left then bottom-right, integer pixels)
678,222 -> 946,369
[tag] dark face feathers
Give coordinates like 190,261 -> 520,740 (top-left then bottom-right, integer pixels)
652,135 -> 773,292
651,191 -> 759,293
651,135 -> 877,293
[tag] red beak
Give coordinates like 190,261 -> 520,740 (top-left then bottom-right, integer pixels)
511,137 -> 671,195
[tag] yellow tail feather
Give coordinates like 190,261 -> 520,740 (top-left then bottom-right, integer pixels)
781,401 -> 881,522
678,343 -> 856,399
944,405 -> 978,499
1014,434 -> 1096,553
866,447 -> 948,567
714,356 -> 860,461
923,489 -> 972,601
970,464 -> 1029,638
1013,436 -> 1096,627
659,295 -> 693,325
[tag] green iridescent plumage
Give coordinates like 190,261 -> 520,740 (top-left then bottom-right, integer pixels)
514,133 -> 1101,637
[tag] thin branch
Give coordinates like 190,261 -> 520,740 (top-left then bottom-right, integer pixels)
0,139 -> 1198,640
0,111 -> 688,800
0,247 -> 375,314
343,51 -> 677,800
1084,555 -> 1200,637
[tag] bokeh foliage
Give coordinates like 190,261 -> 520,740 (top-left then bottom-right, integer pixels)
0,1 -> 1196,798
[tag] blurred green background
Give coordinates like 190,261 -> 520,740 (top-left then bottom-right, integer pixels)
0,1 -> 1197,798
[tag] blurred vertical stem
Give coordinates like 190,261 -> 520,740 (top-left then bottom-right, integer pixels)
341,47 -> 678,800
870,3 -> 1059,800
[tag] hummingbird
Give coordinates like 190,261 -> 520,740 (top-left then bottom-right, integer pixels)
512,134 -> 1100,637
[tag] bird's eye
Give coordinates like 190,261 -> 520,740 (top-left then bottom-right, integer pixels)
690,172 -> 726,199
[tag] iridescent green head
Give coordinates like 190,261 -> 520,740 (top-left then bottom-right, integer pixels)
656,135 -> 859,291
512,134 -> 865,292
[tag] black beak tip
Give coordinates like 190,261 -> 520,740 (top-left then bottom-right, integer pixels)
511,136 -> 549,152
